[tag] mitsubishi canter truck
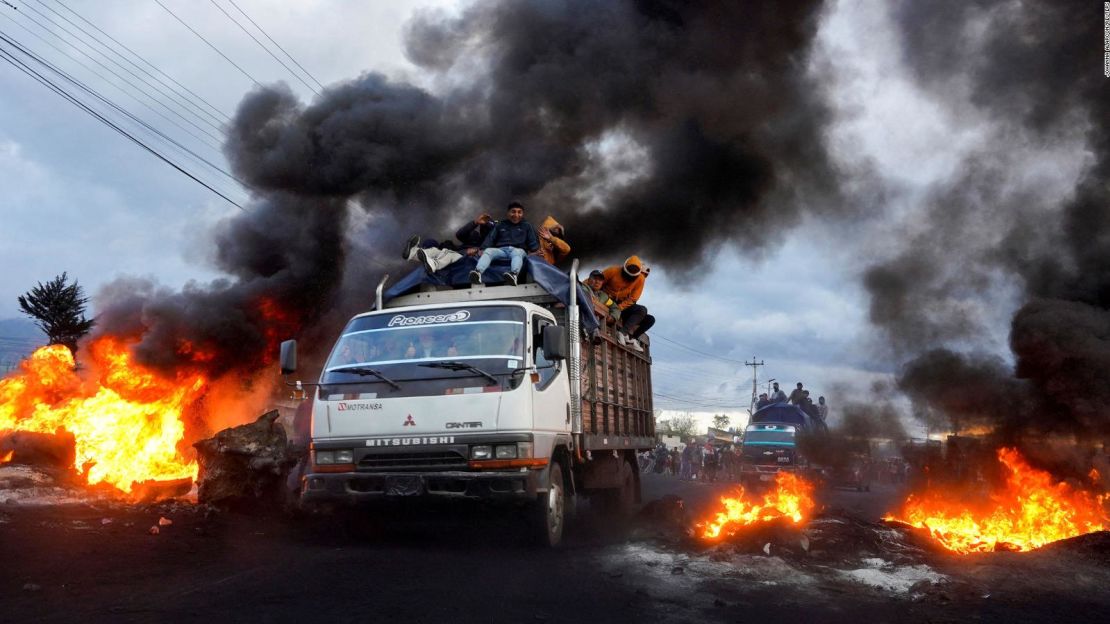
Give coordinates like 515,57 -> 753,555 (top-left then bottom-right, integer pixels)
280,261 -> 655,546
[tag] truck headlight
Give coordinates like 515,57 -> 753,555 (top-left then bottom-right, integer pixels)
335,449 -> 354,464
495,444 -> 517,459
315,450 -> 335,465
517,442 -> 533,458
471,445 -> 492,460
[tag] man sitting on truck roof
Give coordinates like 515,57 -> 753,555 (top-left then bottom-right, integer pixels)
402,212 -> 497,274
470,201 -> 539,286
583,270 -> 621,324
532,215 -> 571,266
600,255 -> 655,352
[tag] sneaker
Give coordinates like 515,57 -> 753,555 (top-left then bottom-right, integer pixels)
616,332 -> 629,346
416,248 -> 435,274
503,271 -> 518,286
628,339 -> 644,353
402,234 -> 420,260
469,270 -> 482,285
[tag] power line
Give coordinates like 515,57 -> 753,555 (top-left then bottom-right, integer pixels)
225,0 -> 324,90
207,0 -> 318,95
0,8 -> 225,152
0,20 -> 243,190
12,0 -> 226,144
33,0 -> 228,129
651,333 -> 751,365
152,0 -> 260,87
52,0 -> 231,122
0,34 -> 245,209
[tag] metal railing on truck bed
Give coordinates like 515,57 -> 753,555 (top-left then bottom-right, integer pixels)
558,299 -> 655,451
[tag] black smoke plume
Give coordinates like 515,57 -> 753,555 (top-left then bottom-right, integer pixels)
90,0 -> 842,388
865,1 -> 1110,444
226,0 -> 839,270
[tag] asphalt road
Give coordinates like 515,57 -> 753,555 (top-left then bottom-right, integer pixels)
2,473 -> 1105,624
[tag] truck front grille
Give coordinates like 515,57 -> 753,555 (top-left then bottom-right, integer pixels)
358,451 -> 468,472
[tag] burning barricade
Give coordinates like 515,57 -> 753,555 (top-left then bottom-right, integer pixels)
885,447 -> 1110,554
0,336 -> 297,507
0,341 -> 201,496
699,472 -> 817,541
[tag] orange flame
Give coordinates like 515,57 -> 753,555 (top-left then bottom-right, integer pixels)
887,448 -> 1110,553
0,339 -> 204,493
699,472 -> 817,539
0,450 -> 11,463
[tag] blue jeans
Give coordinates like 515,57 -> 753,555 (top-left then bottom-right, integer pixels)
475,246 -> 525,275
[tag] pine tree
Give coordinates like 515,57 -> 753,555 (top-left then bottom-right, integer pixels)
17,272 -> 95,357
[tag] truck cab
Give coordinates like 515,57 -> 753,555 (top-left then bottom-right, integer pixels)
739,402 -> 826,486
283,262 -> 654,546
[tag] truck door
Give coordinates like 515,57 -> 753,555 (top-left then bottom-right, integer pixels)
530,313 -> 570,435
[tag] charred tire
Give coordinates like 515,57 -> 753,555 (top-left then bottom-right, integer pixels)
532,460 -> 566,547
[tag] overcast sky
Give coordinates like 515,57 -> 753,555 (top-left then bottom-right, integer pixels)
1,0 -> 1075,437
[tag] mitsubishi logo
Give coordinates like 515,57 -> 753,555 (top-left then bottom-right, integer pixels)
403,414 -> 416,427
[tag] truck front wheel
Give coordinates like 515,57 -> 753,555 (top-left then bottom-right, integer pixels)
532,460 -> 566,547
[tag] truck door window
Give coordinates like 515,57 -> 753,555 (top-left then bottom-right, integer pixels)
532,316 -> 559,389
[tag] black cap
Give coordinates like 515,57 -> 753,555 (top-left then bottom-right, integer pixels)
588,270 -> 604,279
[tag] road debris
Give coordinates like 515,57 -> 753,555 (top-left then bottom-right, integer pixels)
193,410 -> 298,509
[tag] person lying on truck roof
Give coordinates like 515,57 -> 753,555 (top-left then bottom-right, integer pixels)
582,269 -> 622,324
600,255 -> 655,351
532,216 -> 571,266
402,212 -> 497,274
470,201 -> 539,286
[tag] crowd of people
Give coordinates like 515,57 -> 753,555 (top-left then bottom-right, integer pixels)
403,201 -> 655,349
755,381 -> 829,422
640,441 -> 747,483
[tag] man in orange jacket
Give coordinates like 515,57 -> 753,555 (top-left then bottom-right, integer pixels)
532,215 -> 570,266
600,255 -> 655,351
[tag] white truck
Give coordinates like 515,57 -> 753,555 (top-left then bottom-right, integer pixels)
280,262 -> 655,546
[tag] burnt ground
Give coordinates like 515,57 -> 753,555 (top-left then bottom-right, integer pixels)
2,472 -> 1109,624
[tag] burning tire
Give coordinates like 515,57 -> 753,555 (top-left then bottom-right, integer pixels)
531,460 -> 566,547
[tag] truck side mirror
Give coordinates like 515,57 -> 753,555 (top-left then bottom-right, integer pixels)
542,326 -> 568,361
280,339 -> 297,375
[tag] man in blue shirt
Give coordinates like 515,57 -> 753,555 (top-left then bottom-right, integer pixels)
470,201 -> 540,286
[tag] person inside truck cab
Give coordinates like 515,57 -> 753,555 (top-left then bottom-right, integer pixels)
470,201 -> 539,286
600,255 -> 655,350
532,215 -> 571,266
402,212 -> 498,274
405,330 -> 448,359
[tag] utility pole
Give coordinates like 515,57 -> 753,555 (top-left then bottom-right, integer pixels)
745,357 -> 765,416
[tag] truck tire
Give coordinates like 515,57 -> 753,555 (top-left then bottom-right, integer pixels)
532,460 -> 566,547
596,458 -> 636,519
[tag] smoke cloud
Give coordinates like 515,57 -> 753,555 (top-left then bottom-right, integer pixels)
226,0 -> 840,270
87,0 -> 852,406
864,1 -> 1110,443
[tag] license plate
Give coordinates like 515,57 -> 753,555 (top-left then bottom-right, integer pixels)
759,474 -> 773,482
386,476 -> 423,496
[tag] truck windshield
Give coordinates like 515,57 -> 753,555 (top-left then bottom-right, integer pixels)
322,306 -> 525,389
744,426 -> 796,445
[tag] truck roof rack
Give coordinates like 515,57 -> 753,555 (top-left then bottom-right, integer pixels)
384,282 -> 559,309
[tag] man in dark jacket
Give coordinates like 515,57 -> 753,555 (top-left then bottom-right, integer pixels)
470,202 -> 539,286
